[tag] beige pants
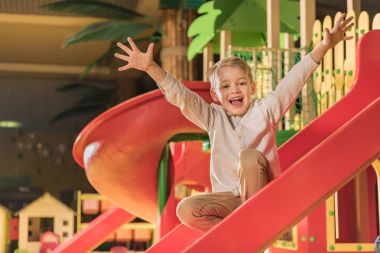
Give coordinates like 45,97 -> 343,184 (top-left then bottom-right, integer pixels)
176,148 -> 272,233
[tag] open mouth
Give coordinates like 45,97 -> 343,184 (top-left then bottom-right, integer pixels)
229,97 -> 243,105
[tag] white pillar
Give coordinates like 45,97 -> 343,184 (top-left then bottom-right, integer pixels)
347,0 -> 361,14
220,30 -> 231,60
300,0 -> 316,50
267,0 -> 280,48
203,43 -> 214,82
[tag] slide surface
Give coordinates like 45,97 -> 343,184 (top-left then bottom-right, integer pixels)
185,97 -> 380,252
53,207 -> 134,253
71,31 -> 380,252
146,29 -> 380,253
73,80 -> 212,223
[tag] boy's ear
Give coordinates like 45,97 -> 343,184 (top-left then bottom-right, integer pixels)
210,89 -> 220,102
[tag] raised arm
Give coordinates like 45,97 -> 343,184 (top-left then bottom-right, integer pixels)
114,38 -> 214,131
263,13 -> 354,124
310,13 -> 354,63
115,37 -> 166,83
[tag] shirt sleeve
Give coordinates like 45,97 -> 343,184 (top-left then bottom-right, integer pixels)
157,72 -> 214,131
261,53 -> 319,124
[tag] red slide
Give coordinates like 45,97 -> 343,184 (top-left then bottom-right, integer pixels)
62,31 -> 379,252
53,207 -> 134,253
148,30 -> 380,252
55,82 -> 213,252
184,97 -> 380,252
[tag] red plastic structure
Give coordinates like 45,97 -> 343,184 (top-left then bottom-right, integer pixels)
66,31 -> 379,252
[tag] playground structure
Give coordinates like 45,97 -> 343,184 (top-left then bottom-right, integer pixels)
50,28 -> 380,252
1,3 -> 379,253
0,205 -> 11,253
14,193 -> 74,253
76,191 -> 157,251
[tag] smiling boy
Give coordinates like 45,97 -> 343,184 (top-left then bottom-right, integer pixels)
114,13 -> 354,233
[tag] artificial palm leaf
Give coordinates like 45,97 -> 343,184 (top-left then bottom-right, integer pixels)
160,0 -> 206,10
252,0 -> 300,34
63,21 -> 151,47
187,0 -> 300,60
76,93 -> 116,106
49,103 -> 108,124
187,1 -> 222,60
80,36 -> 154,78
57,83 -> 114,96
43,0 -> 143,20
51,83 -> 116,123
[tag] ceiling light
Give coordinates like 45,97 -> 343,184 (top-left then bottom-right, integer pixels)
0,121 -> 22,128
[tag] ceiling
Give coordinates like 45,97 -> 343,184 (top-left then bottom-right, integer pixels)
0,0 -> 161,77
0,0 -> 139,16
0,0 -> 378,131
0,0 -> 379,77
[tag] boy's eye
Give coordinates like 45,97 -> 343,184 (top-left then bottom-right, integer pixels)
239,82 -> 246,85
221,84 -> 230,89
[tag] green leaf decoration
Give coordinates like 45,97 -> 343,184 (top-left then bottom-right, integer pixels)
52,83 -> 117,123
57,83 -> 113,95
159,0 -> 206,10
214,0 -> 245,30
187,0 -> 300,59
42,0 -> 143,20
76,93 -> 115,106
63,21 -> 151,47
49,103 -> 107,124
214,0 -> 299,33
187,1 -> 222,60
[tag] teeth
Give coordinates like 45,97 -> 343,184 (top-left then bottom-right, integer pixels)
230,97 -> 242,102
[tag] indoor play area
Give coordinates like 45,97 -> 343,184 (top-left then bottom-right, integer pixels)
0,0 -> 379,252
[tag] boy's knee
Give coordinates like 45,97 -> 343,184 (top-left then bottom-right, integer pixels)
176,197 -> 198,225
239,148 -> 264,168
239,148 -> 272,181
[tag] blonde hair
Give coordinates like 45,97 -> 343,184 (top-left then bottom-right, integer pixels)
207,57 -> 253,90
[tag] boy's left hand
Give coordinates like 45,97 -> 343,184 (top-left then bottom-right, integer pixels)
323,13 -> 354,49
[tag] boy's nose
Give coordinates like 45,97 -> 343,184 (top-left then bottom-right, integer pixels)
231,85 -> 241,93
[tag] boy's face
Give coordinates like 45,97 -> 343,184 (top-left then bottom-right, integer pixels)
210,66 -> 255,116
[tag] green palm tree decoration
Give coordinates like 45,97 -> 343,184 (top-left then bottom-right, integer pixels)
43,0 -> 159,77
187,0 -> 300,60
43,0 -> 158,124
49,82 -> 117,124
45,0 -> 204,124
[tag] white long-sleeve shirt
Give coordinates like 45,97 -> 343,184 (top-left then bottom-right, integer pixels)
157,54 -> 319,195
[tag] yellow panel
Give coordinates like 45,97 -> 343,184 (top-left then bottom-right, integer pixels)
358,11 -> 370,40
328,243 -> 375,252
372,13 -> 380,30
326,196 -> 336,246
325,162 -> 380,252
372,159 -> 380,176
344,10 -> 357,92
322,15 -> 333,112
333,12 -> 344,99
312,20 -> 322,116
312,20 -> 322,93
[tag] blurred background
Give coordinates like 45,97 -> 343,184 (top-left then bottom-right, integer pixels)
0,0 -> 379,210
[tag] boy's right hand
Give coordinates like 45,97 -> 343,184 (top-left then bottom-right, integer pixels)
115,37 -> 154,72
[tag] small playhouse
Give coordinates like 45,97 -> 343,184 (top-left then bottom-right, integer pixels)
0,204 -> 11,253
16,193 -> 75,253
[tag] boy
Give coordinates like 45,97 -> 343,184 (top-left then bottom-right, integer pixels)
114,13 -> 353,233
